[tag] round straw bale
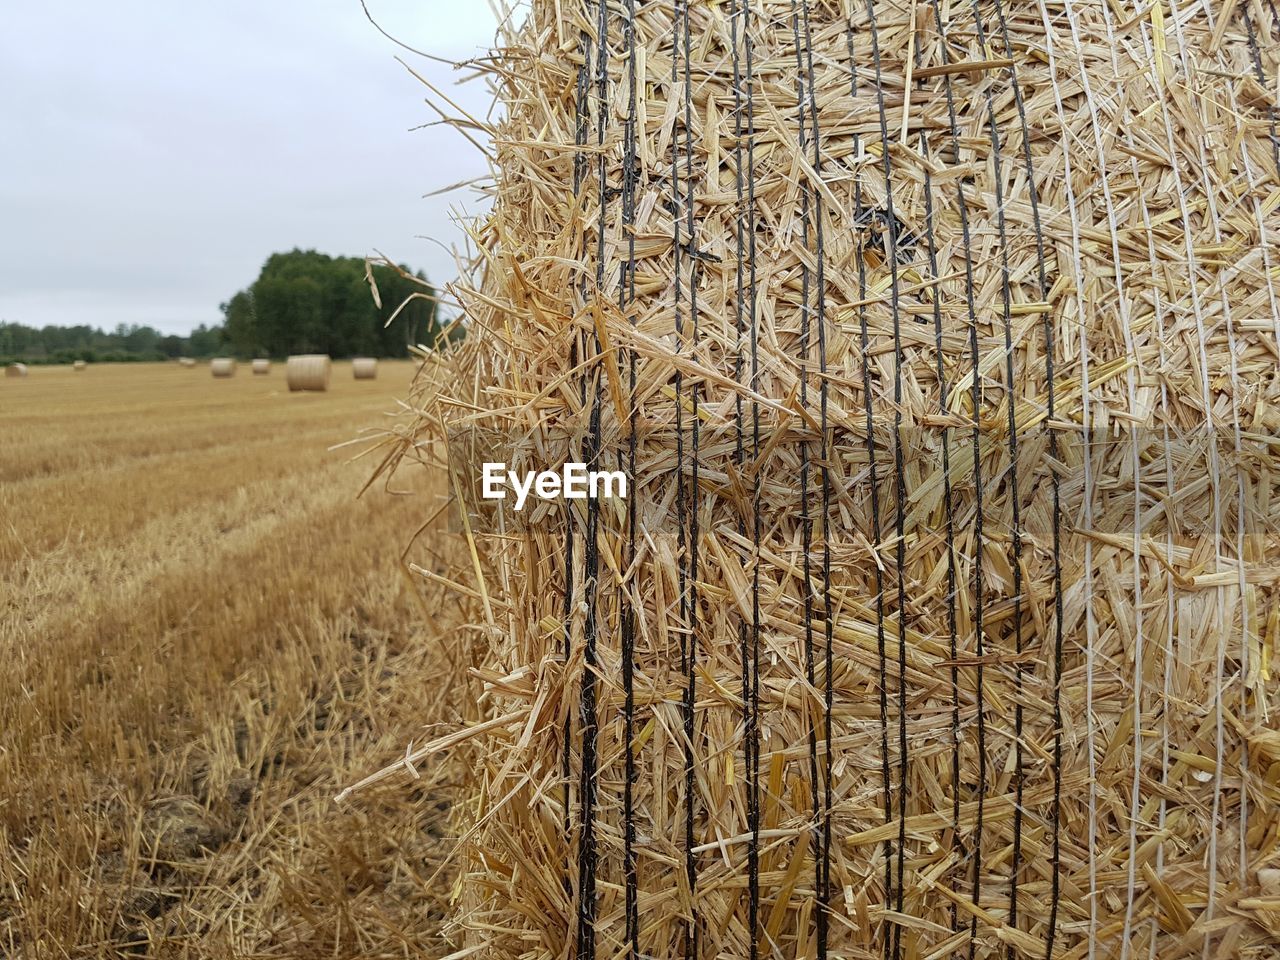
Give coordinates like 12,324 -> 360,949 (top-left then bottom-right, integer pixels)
351,357 -> 378,380
5,363 -> 28,378
73,360 -> 87,371
178,357 -> 197,368
285,354 -> 330,392
210,358 -> 236,378
372,4 -> 1280,958
251,358 -> 271,375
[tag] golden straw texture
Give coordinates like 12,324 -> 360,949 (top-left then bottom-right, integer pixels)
374,1 -> 1280,957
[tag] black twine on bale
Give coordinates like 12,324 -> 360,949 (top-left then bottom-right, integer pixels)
561,18 -> 592,846
745,8 -> 763,957
799,3 -> 833,954
668,9 -> 690,948
968,0 -> 1026,947
986,0 -> 1057,948
788,9 -> 821,958
910,30 -> 961,945
730,5 -> 761,955
573,2 -> 610,956
1242,2 -> 1280,180
619,0 -> 640,955
673,3 -> 700,955
685,11 -> 702,956
865,4 -> 910,956
923,2 -> 989,952
845,15 -> 893,957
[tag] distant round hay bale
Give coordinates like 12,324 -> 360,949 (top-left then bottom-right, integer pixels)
286,354 -> 330,392
252,358 -> 271,375
352,357 -> 378,380
73,360 -> 87,371
5,363 -> 28,378
210,358 -> 236,378
179,357 -> 197,368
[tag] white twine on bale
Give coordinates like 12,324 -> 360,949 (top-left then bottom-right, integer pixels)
1037,11 -> 1099,952
1184,24 -> 1255,959
1147,197 -> 1178,960
1187,0 -> 1257,904
1060,3 -> 1145,952
1209,0 -> 1280,895
1152,4 -> 1230,947
1091,6 -> 1163,946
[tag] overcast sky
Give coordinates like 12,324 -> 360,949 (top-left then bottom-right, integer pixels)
0,2 -> 499,335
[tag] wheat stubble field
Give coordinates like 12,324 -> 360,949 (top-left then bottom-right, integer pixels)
1,361 -> 462,958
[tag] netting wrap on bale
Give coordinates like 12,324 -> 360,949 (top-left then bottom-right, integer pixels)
379,1 -> 1280,957
286,354 -> 331,392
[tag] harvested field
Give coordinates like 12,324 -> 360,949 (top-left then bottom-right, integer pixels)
0,361 -> 463,958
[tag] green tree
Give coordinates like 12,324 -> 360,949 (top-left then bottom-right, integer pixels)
0,321 -> 212,364
219,291 -> 259,356
186,324 -> 224,358
220,249 -> 447,359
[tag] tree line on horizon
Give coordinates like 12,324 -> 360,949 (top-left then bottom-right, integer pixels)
0,321 -> 224,365
1,249 -> 453,365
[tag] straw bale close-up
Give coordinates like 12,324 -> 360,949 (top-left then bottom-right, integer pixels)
358,1 -> 1280,958
286,354 -> 332,392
